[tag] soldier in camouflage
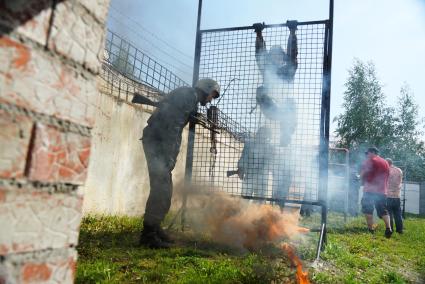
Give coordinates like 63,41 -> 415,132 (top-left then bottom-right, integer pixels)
140,78 -> 220,249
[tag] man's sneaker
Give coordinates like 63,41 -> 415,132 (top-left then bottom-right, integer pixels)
155,226 -> 174,243
385,228 -> 393,238
139,231 -> 171,249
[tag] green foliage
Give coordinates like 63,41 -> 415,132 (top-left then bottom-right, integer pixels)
390,84 -> 425,181
334,59 -> 425,180
335,59 -> 391,152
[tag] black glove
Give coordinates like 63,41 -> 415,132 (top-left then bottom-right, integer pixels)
253,22 -> 265,33
286,20 -> 298,32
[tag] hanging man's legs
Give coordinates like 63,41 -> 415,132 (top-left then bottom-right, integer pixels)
272,164 -> 291,210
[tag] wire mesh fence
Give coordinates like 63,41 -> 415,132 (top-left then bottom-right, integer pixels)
98,63 -> 163,113
190,21 -> 329,204
103,29 -> 189,94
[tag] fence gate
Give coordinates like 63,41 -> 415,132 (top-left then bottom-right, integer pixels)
185,1 -> 333,258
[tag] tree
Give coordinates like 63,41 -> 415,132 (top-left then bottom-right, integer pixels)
391,84 -> 425,181
335,66 -> 425,181
334,59 -> 395,164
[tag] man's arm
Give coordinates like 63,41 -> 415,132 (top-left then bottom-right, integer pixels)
397,168 -> 403,189
360,159 -> 373,183
282,20 -> 298,80
253,22 -> 266,75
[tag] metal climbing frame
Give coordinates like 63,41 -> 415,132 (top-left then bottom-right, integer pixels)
185,0 -> 333,259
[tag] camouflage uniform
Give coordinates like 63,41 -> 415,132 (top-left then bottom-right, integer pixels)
142,86 -> 198,227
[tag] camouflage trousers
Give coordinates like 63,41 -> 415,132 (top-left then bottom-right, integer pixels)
142,134 -> 177,227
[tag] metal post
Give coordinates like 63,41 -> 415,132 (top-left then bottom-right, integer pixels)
317,0 -> 333,258
344,149 -> 349,221
402,164 -> 407,218
316,206 -> 327,260
182,0 -> 203,230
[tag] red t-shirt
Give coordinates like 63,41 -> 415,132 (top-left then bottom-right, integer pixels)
361,155 -> 390,195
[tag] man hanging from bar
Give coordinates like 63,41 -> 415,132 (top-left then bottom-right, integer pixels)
252,21 -> 298,147
138,78 -> 220,249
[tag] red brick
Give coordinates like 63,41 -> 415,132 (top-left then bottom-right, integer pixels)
0,36 -> 98,127
0,37 -> 31,70
0,188 -> 83,255
22,263 -> 52,283
0,110 -> 33,179
27,124 -> 91,184
0,248 -> 77,283
0,0 -> 53,46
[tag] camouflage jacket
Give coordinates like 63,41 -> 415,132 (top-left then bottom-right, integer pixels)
143,86 -> 199,159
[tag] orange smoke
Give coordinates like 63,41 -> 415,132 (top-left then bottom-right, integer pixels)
184,192 -> 311,282
188,193 -> 309,249
281,243 -> 310,284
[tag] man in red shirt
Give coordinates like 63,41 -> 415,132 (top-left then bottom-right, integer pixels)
360,147 -> 392,238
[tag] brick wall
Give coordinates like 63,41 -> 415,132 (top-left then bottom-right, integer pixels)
0,0 -> 110,283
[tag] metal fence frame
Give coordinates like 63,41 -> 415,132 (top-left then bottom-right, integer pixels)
184,0 -> 334,259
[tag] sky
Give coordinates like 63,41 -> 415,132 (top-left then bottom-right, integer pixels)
107,0 -> 425,140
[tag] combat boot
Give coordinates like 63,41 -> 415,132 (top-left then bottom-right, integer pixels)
139,225 -> 171,249
384,228 -> 393,239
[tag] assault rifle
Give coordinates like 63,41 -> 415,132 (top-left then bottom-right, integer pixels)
226,170 -> 239,177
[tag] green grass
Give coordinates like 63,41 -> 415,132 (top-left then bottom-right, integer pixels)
76,214 -> 425,283
310,215 -> 425,284
76,215 -> 297,283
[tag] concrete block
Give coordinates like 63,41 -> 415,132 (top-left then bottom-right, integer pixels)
0,0 -> 53,46
78,0 -> 110,23
48,1 -> 106,73
27,123 -> 91,184
0,36 -> 98,127
0,247 -> 77,284
0,188 -> 83,255
0,110 -> 33,179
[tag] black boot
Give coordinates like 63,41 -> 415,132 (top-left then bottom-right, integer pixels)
385,228 -> 393,239
139,224 -> 171,249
